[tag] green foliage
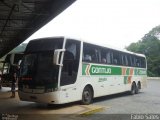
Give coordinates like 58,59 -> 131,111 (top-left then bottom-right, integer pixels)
126,25 -> 160,77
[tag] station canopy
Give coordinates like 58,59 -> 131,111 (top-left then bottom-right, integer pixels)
0,0 -> 76,58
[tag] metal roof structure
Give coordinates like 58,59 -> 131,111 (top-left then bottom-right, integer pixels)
0,0 -> 76,58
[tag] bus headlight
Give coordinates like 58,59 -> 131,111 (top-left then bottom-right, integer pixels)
45,89 -> 53,92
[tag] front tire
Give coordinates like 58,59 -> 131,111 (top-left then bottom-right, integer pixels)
81,86 -> 93,105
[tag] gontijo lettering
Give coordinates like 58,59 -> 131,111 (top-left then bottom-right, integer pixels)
91,66 -> 111,74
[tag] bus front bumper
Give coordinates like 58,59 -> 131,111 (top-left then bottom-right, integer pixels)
18,91 -> 61,104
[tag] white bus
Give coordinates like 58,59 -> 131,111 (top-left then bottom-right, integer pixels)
18,37 -> 147,105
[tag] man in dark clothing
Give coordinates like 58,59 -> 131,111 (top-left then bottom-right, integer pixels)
0,71 -> 2,89
10,65 -> 18,98
10,73 -> 16,98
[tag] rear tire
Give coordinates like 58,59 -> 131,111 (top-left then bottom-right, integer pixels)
81,86 -> 93,105
135,82 -> 141,94
130,82 -> 136,95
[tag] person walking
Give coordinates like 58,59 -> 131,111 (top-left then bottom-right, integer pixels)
10,65 -> 18,98
0,70 -> 2,89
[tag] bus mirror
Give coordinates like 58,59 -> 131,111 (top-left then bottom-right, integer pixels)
53,49 -> 65,66
18,60 -> 22,66
10,53 -> 15,65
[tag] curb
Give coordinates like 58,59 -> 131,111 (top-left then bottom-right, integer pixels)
147,77 -> 160,80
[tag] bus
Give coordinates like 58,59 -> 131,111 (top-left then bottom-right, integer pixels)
0,53 -> 23,88
18,37 -> 147,105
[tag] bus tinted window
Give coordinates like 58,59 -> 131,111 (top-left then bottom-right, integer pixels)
25,38 -> 63,53
112,50 -> 121,65
83,42 -> 146,68
83,43 -> 100,63
121,54 -> 128,66
101,48 -> 112,64
60,39 -> 81,86
135,57 -> 141,67
130,55 -> 136,67
141,57 -> 146,68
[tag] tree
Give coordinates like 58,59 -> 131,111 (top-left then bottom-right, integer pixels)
126,25 -> 160,77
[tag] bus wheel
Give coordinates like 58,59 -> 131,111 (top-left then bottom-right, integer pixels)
130,82 -> 136,95
135,82 -> 141,94
81,86 -> 93,105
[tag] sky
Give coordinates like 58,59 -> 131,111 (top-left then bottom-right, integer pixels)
25,0 -> 160,49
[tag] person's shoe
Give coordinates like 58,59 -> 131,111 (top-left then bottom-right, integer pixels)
10,95 -> 15,98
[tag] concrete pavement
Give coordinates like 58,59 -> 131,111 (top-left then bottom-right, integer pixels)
0,87 -> 104,120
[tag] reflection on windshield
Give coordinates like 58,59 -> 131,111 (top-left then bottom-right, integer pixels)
20,53 -> 58,88
35,53 -> 57,86
21,54 -> 36,76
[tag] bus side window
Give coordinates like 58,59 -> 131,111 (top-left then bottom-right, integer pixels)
113,59 -> 118,64
60,40 -> 80,86
106,51 -> 112,64
101,58 -> 107,63
132,56 -> 136,67
127,55 -> 131,67
84,54 -> 92,61
121,54 -> 125,66
63,51 -> 74,75
112,51 -> 121,65
125,55 -> 128,66
141,57 -> 146,68
101,48 -> 113,64
91,50 -> 97,62
136,58 -> 140,67
83,43 -> 101,63
122,54 -> 128,66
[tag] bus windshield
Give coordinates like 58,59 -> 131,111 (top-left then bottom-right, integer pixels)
20,52 -> 59,89
19,38 -> 63,90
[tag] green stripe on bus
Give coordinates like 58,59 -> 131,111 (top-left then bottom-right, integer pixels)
89,65 -> 121,75
126,68 -> 130,75
135,69 -> 146,75
82,63 -> 147,76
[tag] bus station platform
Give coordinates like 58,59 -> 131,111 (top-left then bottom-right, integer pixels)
0,87 -> 104,120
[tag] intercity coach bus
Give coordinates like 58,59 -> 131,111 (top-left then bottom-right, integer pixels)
18,37 -> 147,105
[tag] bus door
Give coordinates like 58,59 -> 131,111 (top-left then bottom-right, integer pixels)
60,39 -> 81,102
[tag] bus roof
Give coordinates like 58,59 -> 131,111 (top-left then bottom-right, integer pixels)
28,36 -> 146,58
64,36 -> 146,58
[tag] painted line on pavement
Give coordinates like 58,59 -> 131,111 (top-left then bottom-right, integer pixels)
77,105 -> 106,116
